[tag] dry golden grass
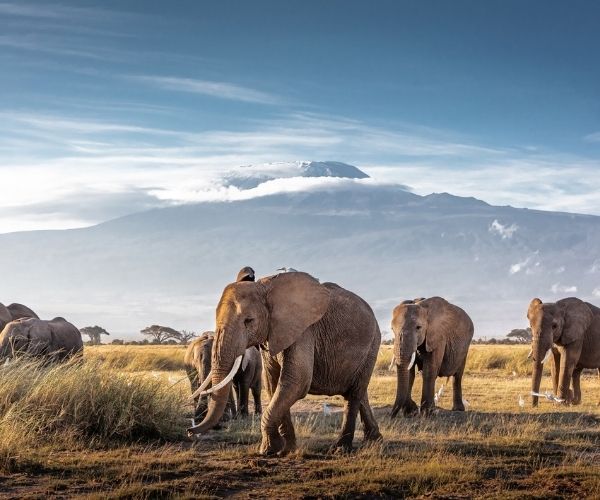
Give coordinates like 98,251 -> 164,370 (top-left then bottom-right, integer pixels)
0,344 -> 597,498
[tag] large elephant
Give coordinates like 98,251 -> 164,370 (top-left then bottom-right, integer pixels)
0,302 -> 38,331
188,271 -> 382,455
390,297 -> 474,417
527,297 -> 600,406
0,317 -> 83,362
185,332 -> 262,422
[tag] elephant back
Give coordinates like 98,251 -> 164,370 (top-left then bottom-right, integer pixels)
7,303 -> 39,321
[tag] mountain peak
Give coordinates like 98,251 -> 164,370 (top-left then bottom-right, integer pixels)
223,161 -> 369,189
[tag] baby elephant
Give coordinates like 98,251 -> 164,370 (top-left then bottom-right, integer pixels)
391,297 -> 473,416
0,317 -> 83,362
185,332 -> 262,423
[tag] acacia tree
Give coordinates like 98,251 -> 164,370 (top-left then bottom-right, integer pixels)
80,325 -> 110,345
177,330 -> 198,344
506,328 -> 532,344
140,325 -> 181,344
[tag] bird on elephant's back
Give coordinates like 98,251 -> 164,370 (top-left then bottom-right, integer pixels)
527,297 -> 600,407
390,296 -> 474,417
187,271 -> 382,456
0,317 -> 83,362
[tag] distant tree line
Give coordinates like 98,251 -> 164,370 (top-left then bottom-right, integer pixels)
381,327 -> 532,346
81,324 -> 200,345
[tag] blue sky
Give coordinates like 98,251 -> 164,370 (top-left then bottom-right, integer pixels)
1,0 -> 600,232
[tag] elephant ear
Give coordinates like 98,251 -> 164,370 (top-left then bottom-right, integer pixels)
265,272 -> 330,356
559,299 -> 592,345
422,298 -> 452,352
527,298 -> 543,320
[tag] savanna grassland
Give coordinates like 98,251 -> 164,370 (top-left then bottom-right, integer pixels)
0,345 -> 598,499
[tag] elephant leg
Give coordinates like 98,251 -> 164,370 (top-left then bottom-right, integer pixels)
251,383 -> 262,415
239,383 -> 250,417
550,348 -> 560,396
404,364 -> 419,415
420,351 -> 442,415
452,367 -> 465,411
571,367 -> 583,405
278,410 -> 296,454
260,338 -> 313,456
557,347 -> 579,403
334,397 -> 361,452
359,395 -> 382,442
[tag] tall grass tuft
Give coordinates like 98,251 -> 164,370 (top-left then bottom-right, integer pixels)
0,358 -> 187,471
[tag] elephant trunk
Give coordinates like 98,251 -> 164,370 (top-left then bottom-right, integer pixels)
391,364 -> 411,417
531,336 -> 551,407
531,361 -> 543,407
391,333 -> 417,417
187,328 -> 245,435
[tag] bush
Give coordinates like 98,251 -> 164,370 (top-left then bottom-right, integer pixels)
0,358 -> 187,471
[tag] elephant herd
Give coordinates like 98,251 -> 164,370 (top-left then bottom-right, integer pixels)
0,302 -> 82,361
2,268 -> 599,457
187,268 -> 600,456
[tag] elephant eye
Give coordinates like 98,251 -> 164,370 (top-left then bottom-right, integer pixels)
551,322 -> 557,329
244,317 -> 254,327
416,325 -> 422,330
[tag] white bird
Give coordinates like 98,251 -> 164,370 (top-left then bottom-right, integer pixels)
322,403 -> 332,416
277,267 -> 298,273
518,395 -> 525,409
434,384 -> 445,404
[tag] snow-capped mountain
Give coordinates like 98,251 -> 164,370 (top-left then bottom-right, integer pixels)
2,161 -> 599,340
222,161 -> 369,189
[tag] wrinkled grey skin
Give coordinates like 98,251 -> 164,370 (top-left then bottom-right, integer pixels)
391,297 -> 474,417
188,272 -> 382,456
0,317 -> 83,362
0,302 -> 38,331
184,334 -> 262,422
528,297 -> 600,406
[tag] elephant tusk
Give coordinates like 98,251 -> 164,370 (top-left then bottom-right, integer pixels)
407,352 -> 416,370
200,355 -> 242,396
189,370 -> 213,401
388,355 -> 396,372
527,349 -> 532,360
542,349 -> 552,364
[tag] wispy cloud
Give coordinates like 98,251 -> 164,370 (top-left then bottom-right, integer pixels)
130,75 -> 282,105
583,131 -> 600,143
2,109 -> 600,233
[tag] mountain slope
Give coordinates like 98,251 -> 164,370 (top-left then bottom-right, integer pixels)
1,170 -> 599,339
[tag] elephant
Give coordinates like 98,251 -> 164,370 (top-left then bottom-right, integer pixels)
390,297 -> 474,417
7,303 -> 39,321
0,317 -> 83,362
527,297 -> 600,406
187,271 -> 382,456
185,332 -> 262,422
0,302 -> 38,331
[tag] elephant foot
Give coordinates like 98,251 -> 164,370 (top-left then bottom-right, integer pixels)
419,404 -> 437,417
259,433 -> 285,457
332,436 -> 354,454
364,430 -> 383,442
452,402 -> 466,412
280,439 -> 297,456
391,399 -> 418,418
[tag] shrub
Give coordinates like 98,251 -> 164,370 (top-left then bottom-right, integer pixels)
0,358 -> 187,471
